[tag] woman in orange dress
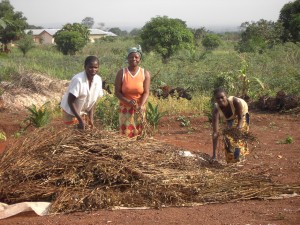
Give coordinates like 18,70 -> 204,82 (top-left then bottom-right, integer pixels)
212,87 -> 250,163
114,46 -> 151,138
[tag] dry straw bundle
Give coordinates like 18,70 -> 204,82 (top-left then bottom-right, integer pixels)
0,127 -> 298,214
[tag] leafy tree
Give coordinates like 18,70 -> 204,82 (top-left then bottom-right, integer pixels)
202,33 -> 221,51
0,0 -> 28,51
16,34 -> 35,56
129,28 -> 141,36
0,17 -> 7,28
190,27 -> 209,46
191,27 -> 208,40
28,24 -> 43,29
140,16 -> 195,62
108,27 -> 128,36
222,32 -> 241,42
54,23 -> 90,55
81,17 -> 94,28
279,0 -> 300,42
235,19 -> 283,53
97,22 -> 105,30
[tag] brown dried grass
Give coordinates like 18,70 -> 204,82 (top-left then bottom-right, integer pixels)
0,127 -> 298,214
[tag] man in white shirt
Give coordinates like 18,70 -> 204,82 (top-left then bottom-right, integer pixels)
60,56 -> 104,129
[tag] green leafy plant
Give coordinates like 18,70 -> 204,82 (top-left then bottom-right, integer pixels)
237,59 -> 265,98
203,100 -> 214,123
95,95 -> 119,130
140,16 -> 195,63
16,34 -> 36,56
277,135 -> 293,144
146,102 -> 167,130
54,23 -> 90,55
176,115 -> 190,127
202,33 -> 221,51
24,102 -> 51,129
0,130 -> 6,141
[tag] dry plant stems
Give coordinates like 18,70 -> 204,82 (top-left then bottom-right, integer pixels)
0,127 -> 298,214
136,107 -> 154,139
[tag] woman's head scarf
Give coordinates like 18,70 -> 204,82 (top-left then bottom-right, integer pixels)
127,45 -> 142,59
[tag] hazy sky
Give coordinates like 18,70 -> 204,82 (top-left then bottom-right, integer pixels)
8,0 -> 292,31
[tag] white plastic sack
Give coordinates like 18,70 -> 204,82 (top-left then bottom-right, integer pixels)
0,202 -> 51,219
178,151 -> 195,157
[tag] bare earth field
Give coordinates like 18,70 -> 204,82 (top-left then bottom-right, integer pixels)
0,109 -> 299,225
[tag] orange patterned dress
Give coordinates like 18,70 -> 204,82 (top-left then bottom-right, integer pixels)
216,96 -> 250,163
119,67 -> 145,138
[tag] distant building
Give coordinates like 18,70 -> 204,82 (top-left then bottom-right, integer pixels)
25,28 -> 117,44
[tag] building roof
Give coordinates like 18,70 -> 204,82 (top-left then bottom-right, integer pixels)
25,28 -> 117,36
25,29 -> 60,36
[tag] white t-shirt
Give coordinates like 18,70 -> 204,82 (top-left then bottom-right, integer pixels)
60,71 -> 104,116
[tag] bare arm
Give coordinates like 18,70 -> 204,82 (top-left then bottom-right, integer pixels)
87,105 -> 95,128
212,106 -> 219,159
67,93 -> 85,129
139,70 -> 151,111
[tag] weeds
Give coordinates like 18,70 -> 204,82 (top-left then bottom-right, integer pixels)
0,130 -> 6,141
1,36 -> 299,116
274,212 -> 285,220
277,135 -> 293,144
176,115 -> 190,127
203,100 -> 214,123
146,102 -> 167,130
95,95 -> 119,130
23,102 -> 51,129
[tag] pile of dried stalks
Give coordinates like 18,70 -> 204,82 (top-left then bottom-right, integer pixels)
0,127 -> 298,214
0,72 -> 68,110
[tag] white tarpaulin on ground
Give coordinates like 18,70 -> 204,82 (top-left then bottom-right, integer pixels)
0,202 -> 51,219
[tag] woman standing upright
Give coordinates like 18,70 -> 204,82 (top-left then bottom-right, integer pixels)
114,46 -> 151,138
212,87 -> 250,163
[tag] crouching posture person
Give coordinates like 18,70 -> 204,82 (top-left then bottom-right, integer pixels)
60,56 -> 104,129
212,87 -> 250,163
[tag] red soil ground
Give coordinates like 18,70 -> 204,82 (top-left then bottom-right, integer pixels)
0,109 -> 299,225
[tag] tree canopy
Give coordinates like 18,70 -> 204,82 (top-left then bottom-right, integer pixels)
0,18 -> 7,29
0,0 -> 28,50
202,33 -> 221,51
108,27 -> 128,36
140,16 -> 195,62
235,19 -> 283,53
54,23 -> 90,55
81,17 -> 94,28
16,33 -> 35,56
279,0 -> 300,42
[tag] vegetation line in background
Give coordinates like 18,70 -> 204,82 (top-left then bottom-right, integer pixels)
0,0 -> 299,130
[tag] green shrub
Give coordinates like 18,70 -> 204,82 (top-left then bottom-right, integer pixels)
146,102 -> 167,130
176,115 -> 190,127
0,130 -> 6,141
24,102 -> 51,128
277,135 -> 293,144
95,95 -> 119,130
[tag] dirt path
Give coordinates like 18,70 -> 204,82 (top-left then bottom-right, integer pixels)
0,110 -> 299,225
